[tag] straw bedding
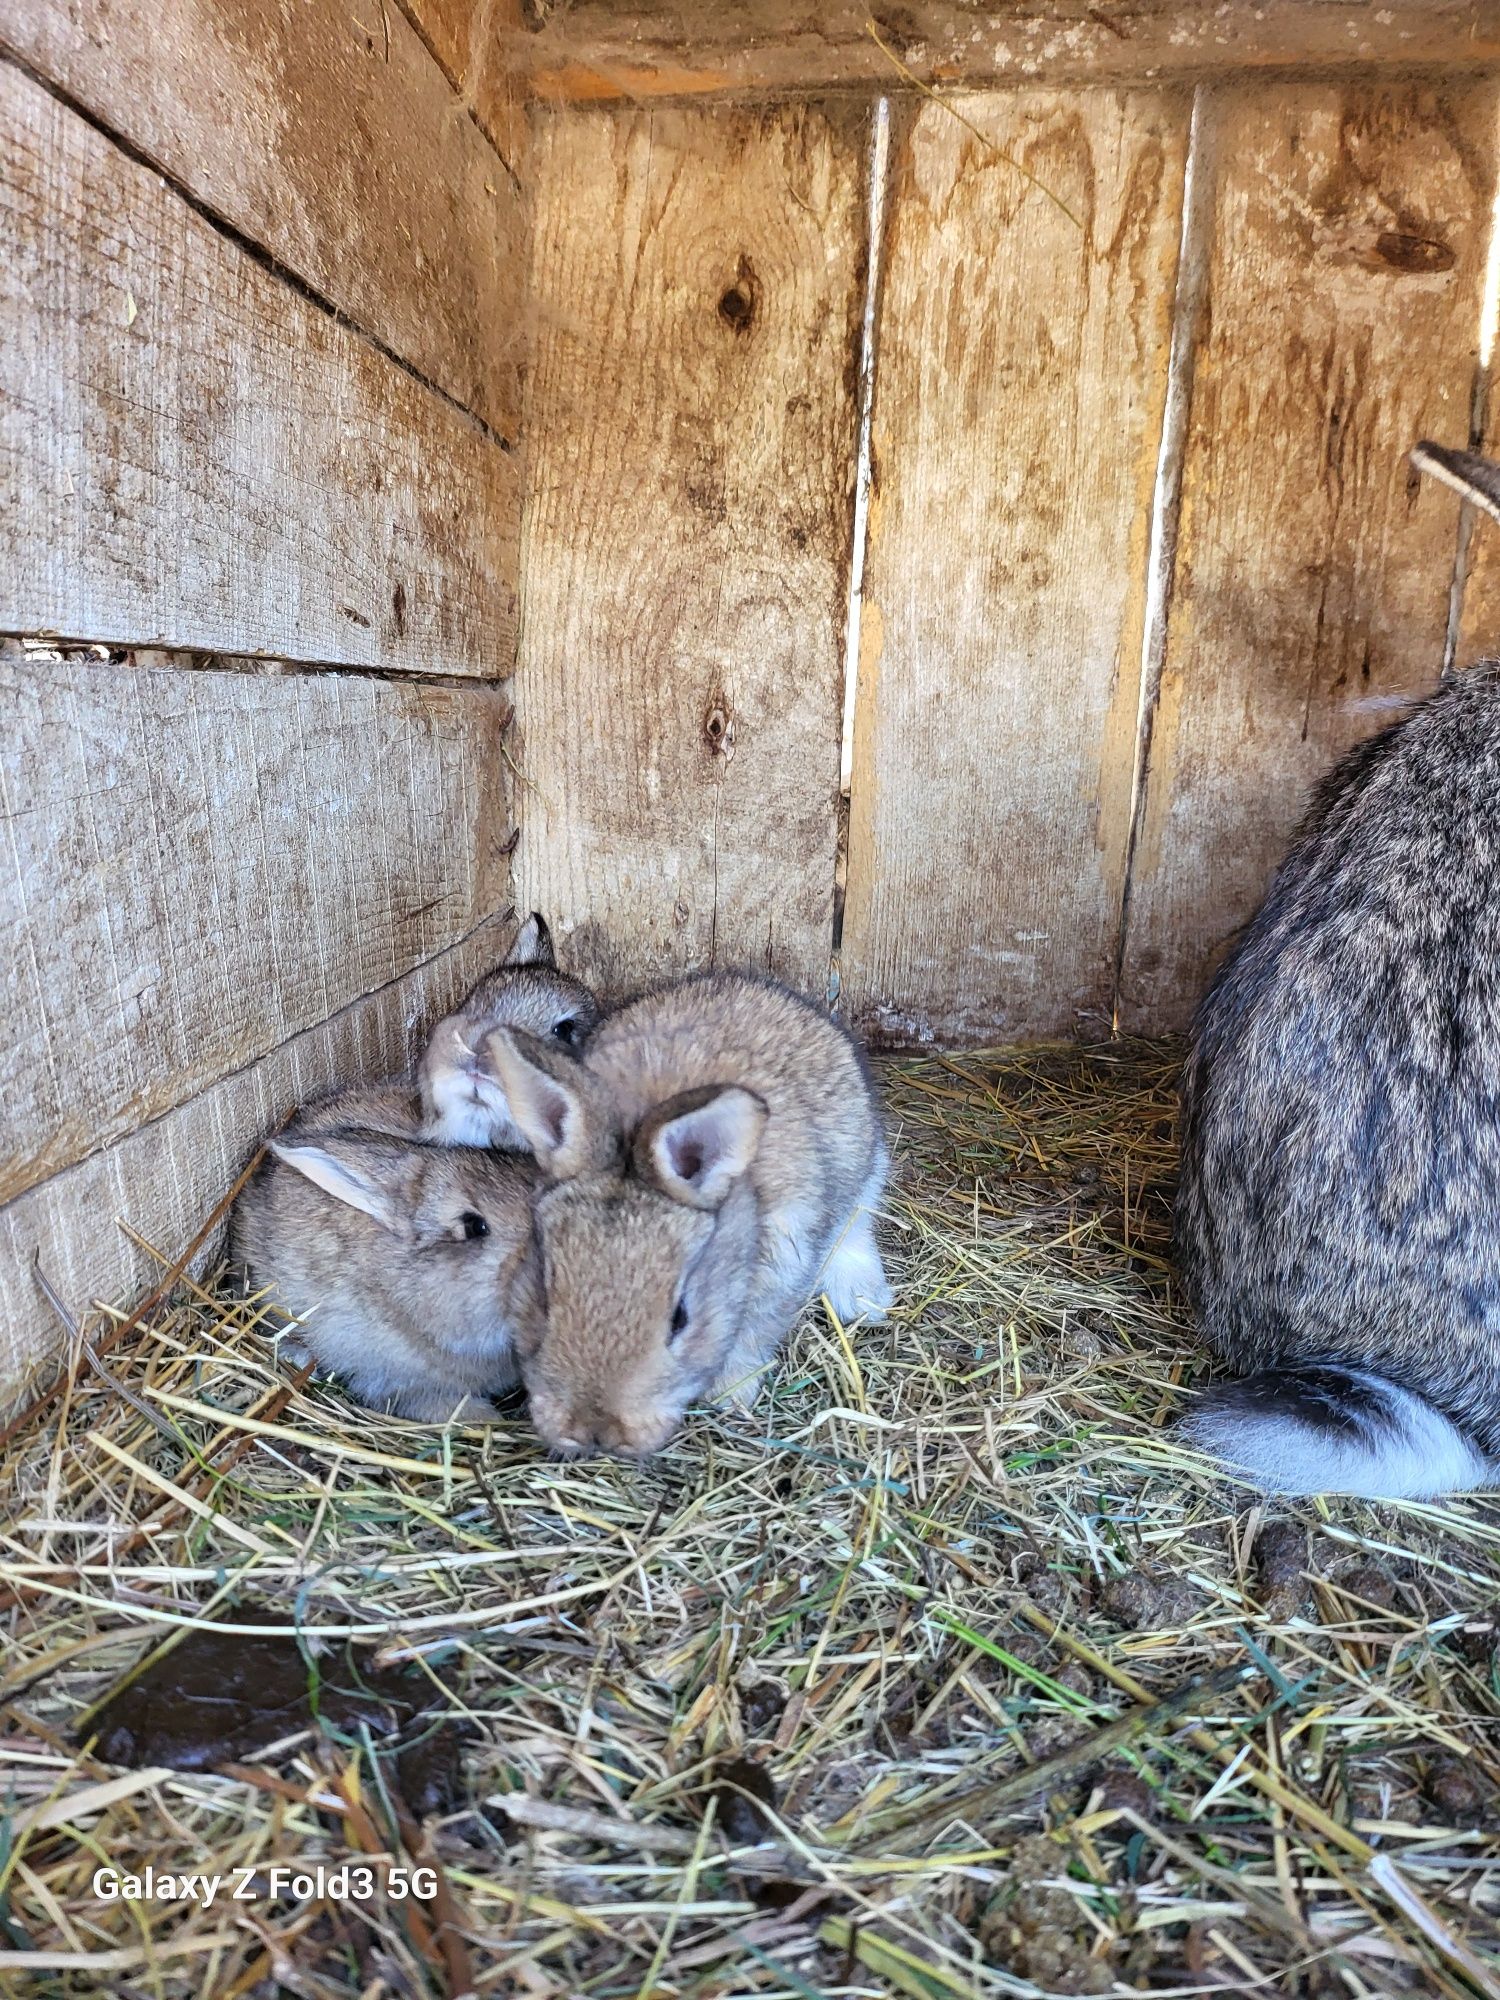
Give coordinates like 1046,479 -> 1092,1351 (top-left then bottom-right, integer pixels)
1,1040 -> 1497,1997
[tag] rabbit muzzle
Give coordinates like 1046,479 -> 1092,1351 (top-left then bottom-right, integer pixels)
530,1384 -> 679,1459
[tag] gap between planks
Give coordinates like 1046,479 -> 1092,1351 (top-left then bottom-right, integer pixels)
831,95 -> 892,1000
387,0 -> 528,192
1442,111 -> 1500,675
1108,85 -> 1216,1034
1,635 -> 518,701
0,42 -> 516,451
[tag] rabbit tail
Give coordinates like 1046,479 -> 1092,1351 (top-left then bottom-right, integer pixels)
1183,1365 -> 1495,1500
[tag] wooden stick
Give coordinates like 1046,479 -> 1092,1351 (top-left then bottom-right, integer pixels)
862,1659 -> 1257,1849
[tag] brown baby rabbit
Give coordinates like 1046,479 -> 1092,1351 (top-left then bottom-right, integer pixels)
481,972 -> 891,1455
419,914 -> 599,1148
1174,443 -> 1500,1499
232,1085 -> 539,1421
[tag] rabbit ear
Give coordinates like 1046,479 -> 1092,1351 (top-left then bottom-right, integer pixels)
635,1086 -> 767,1210
504,912 -> 556,969
271,1137 -> 416,1234
1411,440 -> 1500,529
482,1027 -> 594,1176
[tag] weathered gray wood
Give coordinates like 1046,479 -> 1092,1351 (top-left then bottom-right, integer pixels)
0,923 -> 515,1410
513,104 -> 865,998
5,0 -> 525,434
0,62 -> 519,671
0,647 -> 515,1204
839,89 -> 1188,1046
518,0 -> 1500,103
1118,82 -> 1497,1031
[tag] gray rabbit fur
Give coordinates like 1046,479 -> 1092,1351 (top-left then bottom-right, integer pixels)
419,913 -> 599,1146
231,1083 -> 540,1420
481,970 -> 891,1456
1176,441 -> 1500,1497
231,915 -> 595,1421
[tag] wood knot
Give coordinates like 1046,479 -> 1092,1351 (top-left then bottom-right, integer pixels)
718,255 -> 760,334
703,697 -> 735,761
1374,230 -> 1454,275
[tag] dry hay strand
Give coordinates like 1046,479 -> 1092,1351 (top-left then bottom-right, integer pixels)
0,1038 -> 1497,1997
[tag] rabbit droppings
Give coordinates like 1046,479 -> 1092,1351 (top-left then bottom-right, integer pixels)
232,919 -> 597,1422
1176,442 -> 1500,1499
419,913 -> 599,1147
481,972 -> 892,1456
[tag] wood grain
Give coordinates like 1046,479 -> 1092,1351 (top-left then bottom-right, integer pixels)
839,90 -> 1188,1046
0,648 -> 515,1204
1454,484 -> 1500,668
0,922 -> 515,1408
0,62 -> 518,672
1448,382 -> 1500,667
1118,82 -> 1497,1031
400,0 -> 530,172
514,104 -> 866,998
6,0 -> 524,434
519,1 -> 1500,103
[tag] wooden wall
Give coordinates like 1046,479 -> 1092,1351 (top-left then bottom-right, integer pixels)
6,0 -> 1500,1400
515,104 -> 865,996
0,3 -> 524,1402
520,76 -> 1500,1043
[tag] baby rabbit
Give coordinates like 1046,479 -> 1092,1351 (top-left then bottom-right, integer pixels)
1176,440 -> 1500,1499
232,1085 -> 539,1421
419,914 -> 599,1148
481,972 -> 891,1455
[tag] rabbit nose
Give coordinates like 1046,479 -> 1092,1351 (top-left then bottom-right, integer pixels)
596,1413 -> 674,1457
538,1403 -> 610,1456
553,1409 -> 636,1456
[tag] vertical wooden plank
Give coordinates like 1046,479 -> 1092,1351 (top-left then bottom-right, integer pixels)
1119,82 -> 1496,1031
515,104 -> 866,998
1455,486 -> 1500,665
840,90 -> 1188,1047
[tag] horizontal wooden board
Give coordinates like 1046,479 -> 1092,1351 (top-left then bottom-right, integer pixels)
0,61 -> 519,672
840,90 -> 1188,1046
6,0 -> 525,435
0,922 -> 515,1409
0,648 -> 515,1203
1118,81 -> 1496,1031
514,104 -> 865,998
520,1 -> 1500,102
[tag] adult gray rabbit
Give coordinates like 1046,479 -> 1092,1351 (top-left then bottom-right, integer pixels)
1176,441 -> 1500,1500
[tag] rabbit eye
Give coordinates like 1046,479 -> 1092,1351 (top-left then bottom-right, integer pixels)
669,1298 -> 689,1340
460,1211 -> 489,1240
552,1017 -> 580,1046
